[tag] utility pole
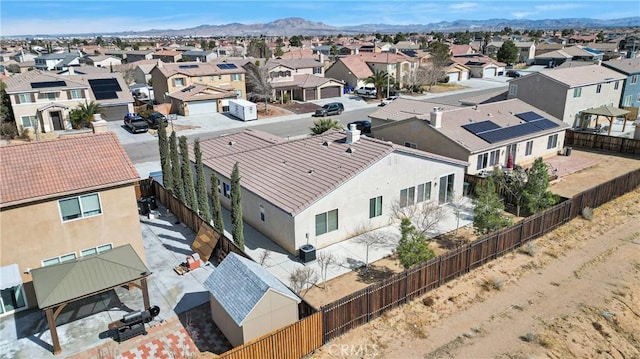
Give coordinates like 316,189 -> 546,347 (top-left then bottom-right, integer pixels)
386,51 -> 390,98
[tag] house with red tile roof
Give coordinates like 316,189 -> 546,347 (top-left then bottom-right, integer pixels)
0,132 -> 144,314
197,128 -> 467,255
326,52 -> 418,90
259,58 -> 343,101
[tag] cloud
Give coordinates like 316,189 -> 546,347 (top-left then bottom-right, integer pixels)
449,2 -> 478,10
512,12 -> 537,19
534,3 -> 583,11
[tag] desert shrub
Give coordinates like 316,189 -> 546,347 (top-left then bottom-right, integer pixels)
581,207 -> 594,221
422,296 -> 435,307
19,127 -> 31,141
1,122 -> 17,139
519,332 -> 537,342
481,276 -> 504,291
520,241 -> 539,257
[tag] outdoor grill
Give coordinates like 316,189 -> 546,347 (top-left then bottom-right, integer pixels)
109,305 -> 160,342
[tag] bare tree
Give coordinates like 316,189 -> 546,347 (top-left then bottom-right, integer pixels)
289,266 -> 318,295
422,63 -> 447,91
494,167 -> 528,217
245,62 -> 272,114
353,226 -> 394,273
402,66 -> 430,92
316,251 -> 338,289
257,249 -> 271,265
449,191 -> 467,235
391,200 -> 445,238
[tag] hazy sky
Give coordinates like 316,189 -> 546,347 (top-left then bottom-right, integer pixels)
1,0 -> 638,36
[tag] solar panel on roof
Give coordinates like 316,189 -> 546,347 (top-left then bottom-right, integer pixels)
531,118 -> 559,130
31,81 -> 67,89
462,120 -> 501,134
515,111 -> 543,122
217,63 -> 238,70
179,64 -> 199,69
477,123 -> 541,144
88,78 -> 121,100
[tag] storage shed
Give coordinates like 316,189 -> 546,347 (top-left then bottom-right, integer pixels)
203,253 -> 301,346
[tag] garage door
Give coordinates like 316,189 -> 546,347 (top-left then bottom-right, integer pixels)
484,68 -> 496,78
447,72 -> 460,83
100,104 -> 129,121
188,101 -> 218,116
304,88 -> 316,101
320,86 -> 341,99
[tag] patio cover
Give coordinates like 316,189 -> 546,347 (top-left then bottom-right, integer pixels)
30,244 -> 151,355
581,105 -> 630,135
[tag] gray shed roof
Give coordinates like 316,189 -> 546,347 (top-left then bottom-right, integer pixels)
203,253 -> 300,326
30,244 -> 150,309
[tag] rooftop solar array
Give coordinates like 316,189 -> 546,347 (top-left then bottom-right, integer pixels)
178,64 -> 199,69
31,81 -> 67,89
217,63 -> 238,70
463,112 -> 561,144
88,78 -> 121,100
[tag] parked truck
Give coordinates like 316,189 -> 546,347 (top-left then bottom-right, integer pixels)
228,99 -> 257,121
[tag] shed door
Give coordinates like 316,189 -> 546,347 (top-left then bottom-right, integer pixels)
320,86 -> 340,99
304,88 -> 316,101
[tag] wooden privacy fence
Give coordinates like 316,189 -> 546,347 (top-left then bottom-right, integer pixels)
564,130 -> 640,155
217,312 -> 323,359
322,168 -> 640,342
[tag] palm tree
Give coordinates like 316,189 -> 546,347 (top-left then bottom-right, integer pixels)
365,70 -> 389,99
69,101 -> 103,129
309,118 -> 343,135
245,62 -> 272,115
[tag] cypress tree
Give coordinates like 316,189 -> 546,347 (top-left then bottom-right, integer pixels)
230,162 -> 244,250
210,173 -> 224,233
169,131 -> 184,203
157,118 -> 173,191
194,139 -> 211,223
179,136 -> 198,210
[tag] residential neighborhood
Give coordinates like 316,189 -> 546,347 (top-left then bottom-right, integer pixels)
1,4 -> 640,359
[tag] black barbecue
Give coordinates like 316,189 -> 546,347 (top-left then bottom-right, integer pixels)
108,305 -> 161,342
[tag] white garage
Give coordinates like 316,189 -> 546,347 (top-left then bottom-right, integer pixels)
483,66 -> 497,78
187,100 -> 218,115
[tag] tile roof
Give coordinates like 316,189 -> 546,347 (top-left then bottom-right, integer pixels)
335,57 -> 373,79
267,58 -> 323,70
369,98 -> 458,122
167,83 -> 237,101
199,129 -> 465,215
0,132 -> 139,208
154,61 -> 246,78
532,64 -> 626,87
601,58 -> 640,75
278,47 -> 315,59
270,74 -> 337,89
203,252 -> 300,326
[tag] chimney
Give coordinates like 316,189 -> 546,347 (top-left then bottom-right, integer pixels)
157,59 -> 163,68
430,107 -> 443,128
346,124 -> 361,144
91,115 -> 107,133
68,67 -> 74,75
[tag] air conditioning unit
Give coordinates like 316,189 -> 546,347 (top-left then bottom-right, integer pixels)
299,244 -> 316,263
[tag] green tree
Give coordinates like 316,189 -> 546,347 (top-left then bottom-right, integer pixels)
396,218 -> 436,269
179,136 -> 198,210
230,162 -> 244,250
274,45 -> 284,57
1,81 -> 15,123
493,167 -> 527,217
157,116 -> 173,192
210,173 -> 224,232
365,70 -> 389,100
289,35 -> 302,47
522,158 -> 558,214
330,44 -> 338,61
169,131 -> 185,203
246,39 -> 271,58
309,118 -> 343,135
245,62 -> 272,114
393,32 -> 407,44
497,40 -> 519,65
472,175 -> 512,235
193,139 -> 211,223
381,34 -> 393,43
68,101 -> 103,129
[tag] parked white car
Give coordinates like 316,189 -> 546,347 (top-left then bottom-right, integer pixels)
379,96 -> 399,106
355,86 -> 376,97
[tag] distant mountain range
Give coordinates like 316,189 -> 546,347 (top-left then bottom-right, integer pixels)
17,16 -> 640,38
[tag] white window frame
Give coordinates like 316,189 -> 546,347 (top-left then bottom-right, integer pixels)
525,140 -> 533,156
614,81 -> 619,90
596,84 -> 602,93
508,84 -> 517,96
399,186 -> 416,208
232,74 -> 240,81
416,182 -> 432,203
573,87 -> 582,98
631,75 -> 638,85
623,95 -> 632,106
21,115 -> 37,128
40,92 -> 57,101
80,243 -> 113,257
58,193 -> 102,222
18,93 -> 34,103
42,252 -> 77,266
315,209 -> 338,236
69,89 -> 83,99
547,134 -> 558,149
369,196 -> 382,218
173,77 -> 185,87
476,153 -> 489,170
488,149 -> 500,166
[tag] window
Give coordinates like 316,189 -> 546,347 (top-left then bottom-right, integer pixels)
21,115 -> 37,128
596,84 -> 602,93
313,67 -> 322,74
260,205 -> 265,221
547,134 -> 558,149
0,281 -> 26,314
232,74 -> 240,81
223,182 -> 230,198
614,81 -> 619,90
623,95 -> 632,106
42,252 -> 77,266
69,89 -> 83,99
631,75 -> 638,85
399,187 -> 416,207
488,149 -> 500,166
438,173 -> 455,204
416,182 -> 431,202
58,193 -> 102,221
173,77 -> 185,86
525,140 -> 533,156
18,93 -> 33,103
476,153 -> 488,170
404,142 -> 417,149
80,243 -> 112,257
508,84 -> 517,96
369,196 -> 382,218
573,87 -> 582,98
315,209 -> 338,236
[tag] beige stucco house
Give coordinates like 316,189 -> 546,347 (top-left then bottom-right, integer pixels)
325,52 -> 417,90
507,64 -> 625,127
372,99 -> 569,176
203,252 -> 300,347
263,58 -> 343,101
0,131 -> 144,314
198,128 -> 467,255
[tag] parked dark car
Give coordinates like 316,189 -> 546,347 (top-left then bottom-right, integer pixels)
124,113 -> 149,133
143,112 -> 167,129
347,120 -> 372,134
506,70 -> 522,78
314,102 -> 344,117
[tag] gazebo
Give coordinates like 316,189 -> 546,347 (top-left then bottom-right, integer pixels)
30,244 -> 151,355
580,105 -> 631,135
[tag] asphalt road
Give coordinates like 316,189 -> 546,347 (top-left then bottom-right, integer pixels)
123,87 -> 505,164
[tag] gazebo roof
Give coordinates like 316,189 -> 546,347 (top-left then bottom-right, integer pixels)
31,244 -> 150,309
581,105 -> 630,117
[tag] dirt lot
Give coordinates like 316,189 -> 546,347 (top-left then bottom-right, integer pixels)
309,150 -> 640,358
